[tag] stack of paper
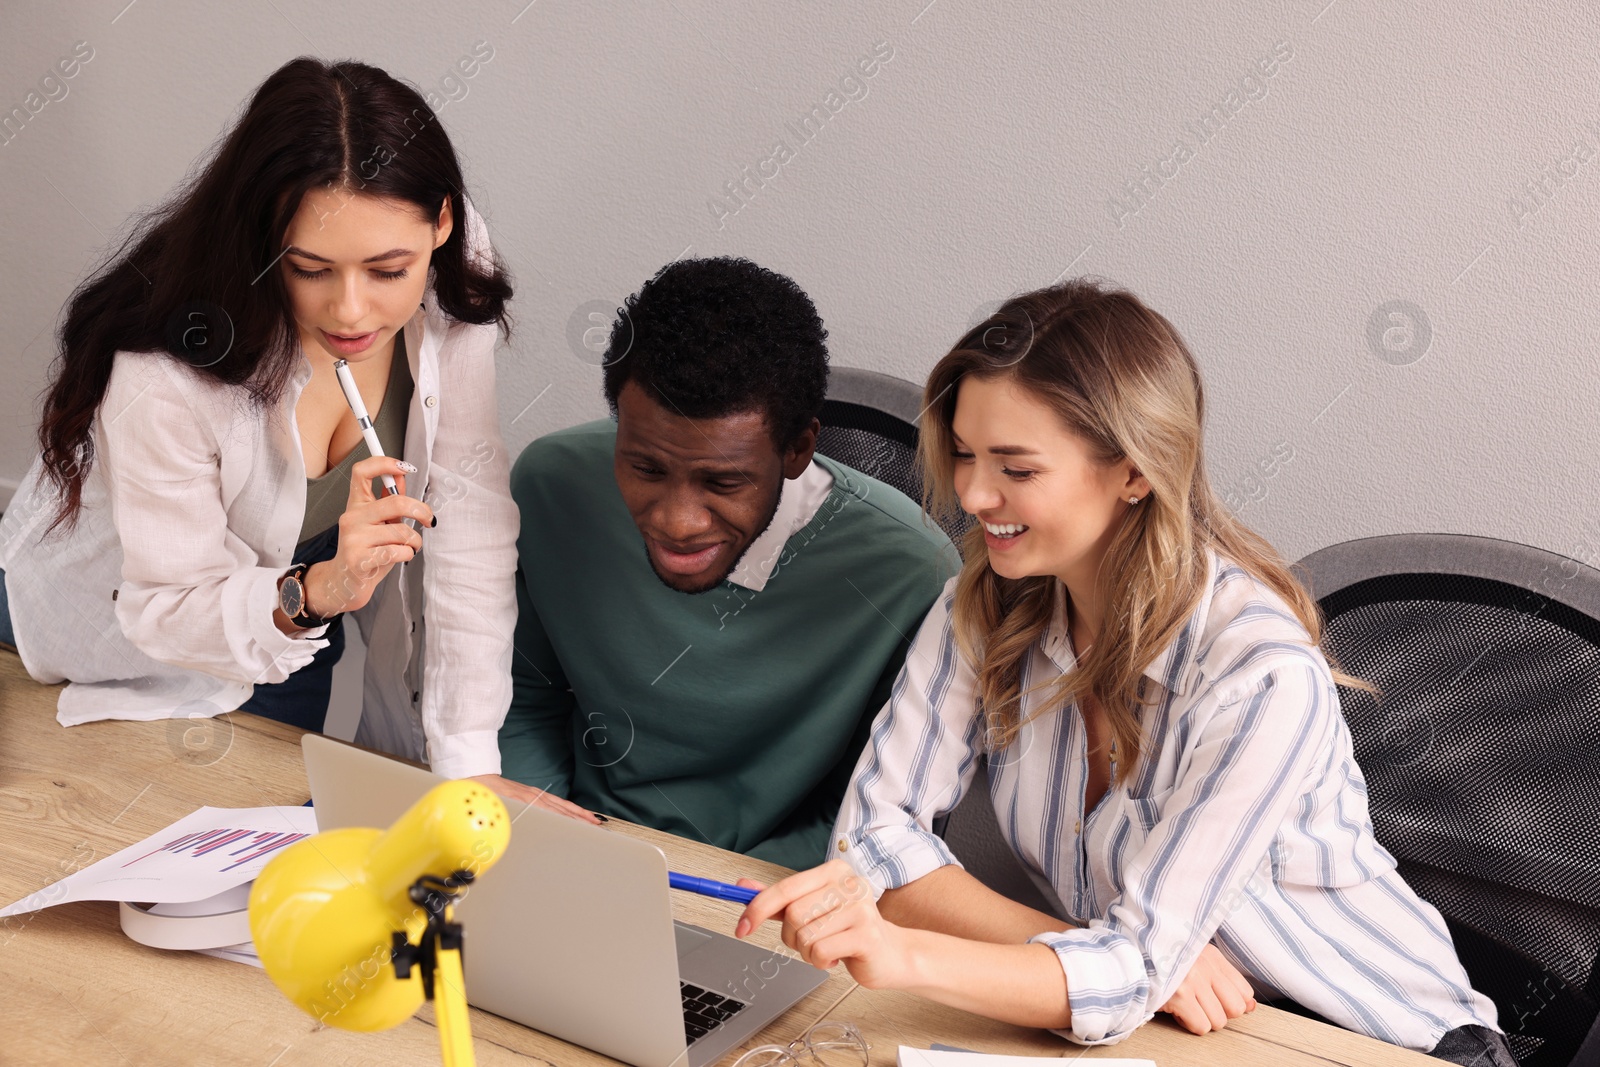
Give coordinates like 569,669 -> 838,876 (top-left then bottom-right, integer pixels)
199,942 -> 263,967
0,805 -> 317,966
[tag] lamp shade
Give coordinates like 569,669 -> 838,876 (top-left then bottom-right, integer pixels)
248,779 -> 510,1031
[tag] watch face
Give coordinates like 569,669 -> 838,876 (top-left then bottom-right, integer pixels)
280,576 -> 305,618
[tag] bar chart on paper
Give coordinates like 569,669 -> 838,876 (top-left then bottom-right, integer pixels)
122,827 -> 311,874
0,805 -> 320,918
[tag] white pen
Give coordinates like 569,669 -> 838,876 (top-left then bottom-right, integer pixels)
332,358 -> 419,531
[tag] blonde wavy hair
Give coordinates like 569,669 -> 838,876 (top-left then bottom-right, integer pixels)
919,279 -> 1372,780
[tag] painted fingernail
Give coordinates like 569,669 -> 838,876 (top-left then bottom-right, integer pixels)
397,460 -> 417,473
430,515 -> 438,528
592,811 -> 608,822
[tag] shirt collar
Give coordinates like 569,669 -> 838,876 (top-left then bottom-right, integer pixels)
725,459 -> 836,592
1040,544 -> 1219,696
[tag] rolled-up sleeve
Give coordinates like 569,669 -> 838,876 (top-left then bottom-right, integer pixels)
830,581 -> 985,897
416,200 -> 520,780
1028,660 -> 1335,1044
104,355 -> 328,688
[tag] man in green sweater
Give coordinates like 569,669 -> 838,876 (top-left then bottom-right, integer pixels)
501,257 -> 956,870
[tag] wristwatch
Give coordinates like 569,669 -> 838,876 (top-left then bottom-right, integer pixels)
278,562 -> 337,629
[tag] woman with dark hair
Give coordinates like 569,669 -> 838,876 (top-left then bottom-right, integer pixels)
0,57 -> 595,820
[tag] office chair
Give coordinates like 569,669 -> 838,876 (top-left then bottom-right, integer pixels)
820,370 -> 1030,898
934,758 -> 1069,919
815,367 -> 973,548
1298,533 -> 1600,1067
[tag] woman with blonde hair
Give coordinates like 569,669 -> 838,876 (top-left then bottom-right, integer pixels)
735,279 -> 1509,1065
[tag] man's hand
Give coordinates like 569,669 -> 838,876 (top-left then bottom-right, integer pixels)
468,774 -> 604,825
1160,943 -> 1257,1034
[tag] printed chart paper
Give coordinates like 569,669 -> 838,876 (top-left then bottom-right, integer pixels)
0,805 -> 319,917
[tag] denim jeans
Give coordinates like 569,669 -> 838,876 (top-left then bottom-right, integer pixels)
1429,1025 -> 1519,1067
236,522 -> 345,733
0,567 -> 14,650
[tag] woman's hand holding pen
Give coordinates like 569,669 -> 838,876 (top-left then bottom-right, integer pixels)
740,863 -> 1090,1030
737,860 -> 1258,1036
735,860 -> 916,989
302,455 -> 435,620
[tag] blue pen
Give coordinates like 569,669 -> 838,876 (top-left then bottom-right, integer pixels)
669,871 -> 759,904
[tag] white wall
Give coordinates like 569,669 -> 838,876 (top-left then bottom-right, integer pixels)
2,1 -> 1596,565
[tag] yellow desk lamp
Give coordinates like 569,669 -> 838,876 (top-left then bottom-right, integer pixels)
248,780 -> 510,1067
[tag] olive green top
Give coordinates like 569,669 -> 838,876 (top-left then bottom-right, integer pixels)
298,332 -> 414,547
500,420 -> 959,869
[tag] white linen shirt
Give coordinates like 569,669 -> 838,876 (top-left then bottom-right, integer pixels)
831,547 -> 1499,1050
0,201 -> 519,780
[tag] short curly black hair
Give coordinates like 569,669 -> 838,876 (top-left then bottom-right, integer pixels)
602,257 -> 829,448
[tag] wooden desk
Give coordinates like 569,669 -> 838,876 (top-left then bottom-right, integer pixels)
0,651 -> 1432,1066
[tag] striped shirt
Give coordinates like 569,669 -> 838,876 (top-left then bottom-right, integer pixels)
831,546 -> 1499,1050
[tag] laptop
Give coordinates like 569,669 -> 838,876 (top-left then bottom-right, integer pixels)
302,734 -> 829,1067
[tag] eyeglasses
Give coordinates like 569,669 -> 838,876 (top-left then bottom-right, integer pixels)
730,1020 -> 872,1067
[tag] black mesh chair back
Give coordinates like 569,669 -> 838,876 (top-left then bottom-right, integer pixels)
935,758 -> 1068,919
1298,533 -> 1600,1067
815,367 -> 974,548
822,370 -> 1043,904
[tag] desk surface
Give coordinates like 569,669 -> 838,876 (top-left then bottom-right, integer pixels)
0,651 -> 1433,1066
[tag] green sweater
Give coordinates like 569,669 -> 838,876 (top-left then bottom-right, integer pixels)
501,420 -> 958,870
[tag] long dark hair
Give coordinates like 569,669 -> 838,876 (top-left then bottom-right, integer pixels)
37,57 -> 512,533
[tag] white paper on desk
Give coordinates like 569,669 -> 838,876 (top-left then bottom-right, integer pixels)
899,1047 -> 1155,1067
197,941 -> 264,968
0,805 -> 318,918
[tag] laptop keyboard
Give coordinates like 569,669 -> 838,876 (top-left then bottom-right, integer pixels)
680,981 -> 748,1044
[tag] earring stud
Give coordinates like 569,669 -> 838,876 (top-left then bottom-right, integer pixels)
1128,496 -> 1141,505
